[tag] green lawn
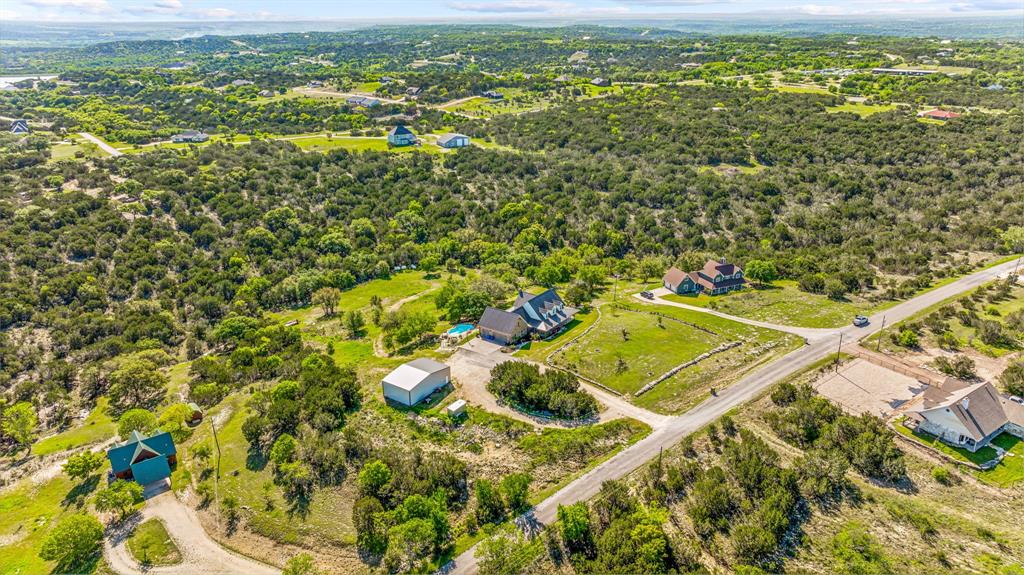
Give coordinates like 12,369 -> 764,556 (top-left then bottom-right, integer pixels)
516,308 -> 601,363
0,473 -> 101,574
894,422 -> 1024,487
32,396 -> 116,457
664,280 -> 873,328
126,519 -> 182,566
628,302 -> 803,413
550,307 -> 726,395
50,134 -> 104,161
827,102 -> 898,117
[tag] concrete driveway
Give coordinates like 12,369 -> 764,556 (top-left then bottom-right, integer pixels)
449,338 -> 669,428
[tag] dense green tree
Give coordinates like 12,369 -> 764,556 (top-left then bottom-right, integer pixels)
38,514 -> 104,569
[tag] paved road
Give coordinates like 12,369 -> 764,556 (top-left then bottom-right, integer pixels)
78,132 -> 123,157
105,487 -> 279,575
638,287 -> 835,340
444,257 -> 1021,575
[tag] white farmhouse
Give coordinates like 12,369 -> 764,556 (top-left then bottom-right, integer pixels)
382,358 -> 451,406
906,381 -> 1024,452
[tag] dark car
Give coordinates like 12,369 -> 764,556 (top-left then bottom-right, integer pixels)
640,291 -> 654,299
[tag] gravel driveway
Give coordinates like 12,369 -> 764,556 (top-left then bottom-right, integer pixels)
105,486 -> 280,575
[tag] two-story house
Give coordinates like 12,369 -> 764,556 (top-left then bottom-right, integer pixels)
477,288 -> 578,346
663,258 -> 747,296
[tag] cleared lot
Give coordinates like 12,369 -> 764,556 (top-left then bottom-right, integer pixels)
814,358 -> 929,418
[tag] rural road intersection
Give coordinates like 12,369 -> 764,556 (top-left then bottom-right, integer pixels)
444,257 -> 1022,575
98,257 -> 1019,575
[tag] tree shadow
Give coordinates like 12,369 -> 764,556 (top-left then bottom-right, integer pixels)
62,474 -> 100,509
285,491 -> 311,520
245,448 -> 268,472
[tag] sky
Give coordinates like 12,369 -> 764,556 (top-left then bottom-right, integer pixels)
1,0 -> 1021,23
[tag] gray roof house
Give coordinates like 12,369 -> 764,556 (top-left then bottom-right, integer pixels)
905,381 -> 1024,452
10,119 -> 29,134
387,124 -> 417,147
591,77 -> 611,87
477,288 -> 578,346
171,130 -> 210,143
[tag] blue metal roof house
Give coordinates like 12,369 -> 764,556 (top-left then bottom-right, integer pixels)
387,124 -> 417,147
107,430 -> 177,485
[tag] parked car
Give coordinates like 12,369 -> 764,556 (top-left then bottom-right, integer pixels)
1010,396 -> 1024,405
853,316 -> 869,327
640,291 -> 654,299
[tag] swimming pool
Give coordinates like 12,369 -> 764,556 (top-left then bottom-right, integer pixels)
447,323 -> 474,336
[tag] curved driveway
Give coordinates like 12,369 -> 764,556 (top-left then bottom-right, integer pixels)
445,257 -> 1022,575
105,488 -> 280,575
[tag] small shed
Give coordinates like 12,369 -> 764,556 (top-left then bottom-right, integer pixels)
437,133 -> 470,148
446,399 -> 467,418
382,358 -> 451,406
187,402 -> 203,425
591,77 -> 611,87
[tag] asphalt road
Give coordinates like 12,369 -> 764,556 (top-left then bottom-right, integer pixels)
443,256 -> 1022,575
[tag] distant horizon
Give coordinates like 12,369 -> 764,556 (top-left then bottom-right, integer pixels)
2,0 -> 1021,24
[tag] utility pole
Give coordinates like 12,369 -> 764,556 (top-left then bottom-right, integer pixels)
211,417 -> 222,531
835,332 -> 844,372
876,315 -> 886,352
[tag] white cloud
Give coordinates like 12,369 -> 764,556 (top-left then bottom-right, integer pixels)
191,7 -> 237,18
789,3 -> 847,13
614,0 -> 735,5
0,8 -> 20,18
951,0 -> 1023,9
447,0 -> 575,12
24,0 -> 112,13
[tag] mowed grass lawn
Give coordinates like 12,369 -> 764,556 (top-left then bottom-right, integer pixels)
127,519 -> 181,566
665,280 -> 874,328
550,307 -> 726,395
630,302 -> 804,413
894,422 -> 1024,488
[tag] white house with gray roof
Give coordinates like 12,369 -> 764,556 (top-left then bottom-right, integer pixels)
905,381 -> 1024,452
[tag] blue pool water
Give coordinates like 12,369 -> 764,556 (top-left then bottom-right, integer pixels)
448,323 -> 474,336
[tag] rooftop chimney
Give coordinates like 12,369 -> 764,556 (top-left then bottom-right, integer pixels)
720,257 -> 727,264
961,398 -> 970,411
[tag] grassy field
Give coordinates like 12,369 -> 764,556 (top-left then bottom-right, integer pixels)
550,307 -> 726,395
893,63 -> 976,75
50,134 -> 105,161
126,519 -> 182,566
827,102 -> 899,117
32,396 -> 116,457
629,302 -> 803,413
545,299 -> 803,413
895,422 -> 1024,488
664,280 -> 874,328
445,88 -> 550,117
0,472 -> 101,574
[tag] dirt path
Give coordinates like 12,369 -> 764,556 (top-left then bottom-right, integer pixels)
105,488 -> 279,575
